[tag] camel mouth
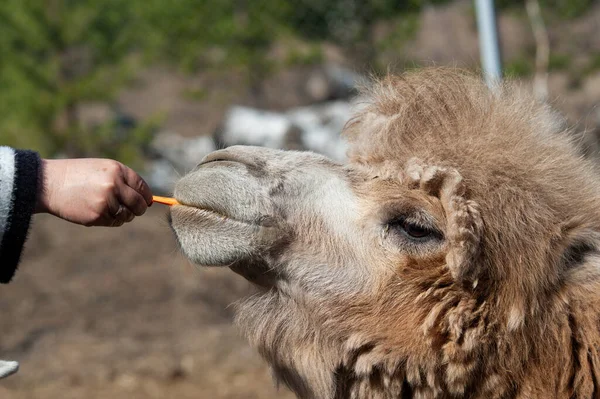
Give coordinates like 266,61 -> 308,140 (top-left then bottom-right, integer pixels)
172,203 -> 258,227
169,200 -> 283,268
171,205 -> 280,285
174,204 -> 282,287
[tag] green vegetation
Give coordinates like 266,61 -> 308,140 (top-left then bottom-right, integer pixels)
583,52 -> 600,76
548,53 -> 571,71
373,12 -> 421,72
182,88 -> 209,102
284,44 -> 325,66
504,57 -> 534,78
0,0 -> 597,161
496,0 -> 595,18
0,0 -> 445,159
0,0 -> 143,156
542,0 -> 595,18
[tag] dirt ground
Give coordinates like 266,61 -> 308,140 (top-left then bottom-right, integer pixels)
0,207 -> 295,399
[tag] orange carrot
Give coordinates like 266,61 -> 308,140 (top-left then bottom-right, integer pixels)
152,196 -> 180,206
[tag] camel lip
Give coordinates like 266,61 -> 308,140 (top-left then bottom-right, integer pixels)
171,202 -> 257,226
172,201 -> 280,229
174,202 -> 228,219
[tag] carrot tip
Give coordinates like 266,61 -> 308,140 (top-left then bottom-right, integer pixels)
152,196 -> 180,206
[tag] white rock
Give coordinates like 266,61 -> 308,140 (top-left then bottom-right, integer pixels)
146,131 -> 216,193
150,132 -> 215,172
287,101 -> 354,161
216,106 -> 302,149
142,158 -> 180,195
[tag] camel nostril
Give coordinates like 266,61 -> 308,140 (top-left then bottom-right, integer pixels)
194,158 -> 243,173
196,148 -> 264,172
198,149 -> 247,167
200,158 -> 229,166
195,152 -> 243,171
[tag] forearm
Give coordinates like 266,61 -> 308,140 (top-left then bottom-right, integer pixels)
0,149 -> 152,283
0,146 -> 41,283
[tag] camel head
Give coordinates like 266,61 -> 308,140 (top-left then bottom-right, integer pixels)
169,69 -> 600,398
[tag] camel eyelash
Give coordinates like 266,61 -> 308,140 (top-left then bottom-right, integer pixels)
386,215 -> 444,243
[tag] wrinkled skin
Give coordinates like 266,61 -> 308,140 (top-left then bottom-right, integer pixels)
169,69 -> 600,399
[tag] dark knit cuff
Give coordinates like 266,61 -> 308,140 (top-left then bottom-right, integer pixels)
0,150 -> 40,283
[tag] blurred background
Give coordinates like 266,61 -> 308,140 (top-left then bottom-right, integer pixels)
0,0 -> 598,398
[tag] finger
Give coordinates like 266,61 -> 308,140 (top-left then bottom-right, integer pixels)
94,191 -> 124,227
111,207 -> 134,227
110,217 -> 124,227
123,208 -> 135,223
117,183 -> 148,216
121,166 -> 153,206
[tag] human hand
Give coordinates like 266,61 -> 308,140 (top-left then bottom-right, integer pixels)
35,158 -> 153,227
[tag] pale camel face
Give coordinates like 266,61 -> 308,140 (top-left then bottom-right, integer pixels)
170,144 -> 459,293
170,145 -> 475,396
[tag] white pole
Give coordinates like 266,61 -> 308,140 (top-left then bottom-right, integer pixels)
475,0 -> 502,87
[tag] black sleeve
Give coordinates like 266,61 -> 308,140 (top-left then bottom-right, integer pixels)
0,150 -> 41,283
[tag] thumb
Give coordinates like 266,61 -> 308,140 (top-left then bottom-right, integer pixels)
121,165 -> 153,205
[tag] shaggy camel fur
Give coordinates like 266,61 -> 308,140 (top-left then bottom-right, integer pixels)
170,68 -> 600,398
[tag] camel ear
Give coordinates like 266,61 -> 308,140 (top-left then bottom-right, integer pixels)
444,195 -> 484,285
404,159 -> 483,285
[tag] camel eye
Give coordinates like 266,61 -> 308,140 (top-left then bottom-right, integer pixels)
388,217 -> 441,242
403,223 -> 431,238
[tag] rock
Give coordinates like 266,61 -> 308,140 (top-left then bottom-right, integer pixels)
258,64 -> 365,109
214,106 -> 303,150
142,159 -> 180,195
145,132 -> 216,194
213,100 -> 357,162
305,70 -> 331,102
286,101 -> 353,161
147,96 -> 360,191
149,132 -> 216,171
305,65 -> 363,103
323,64 -> 364,99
